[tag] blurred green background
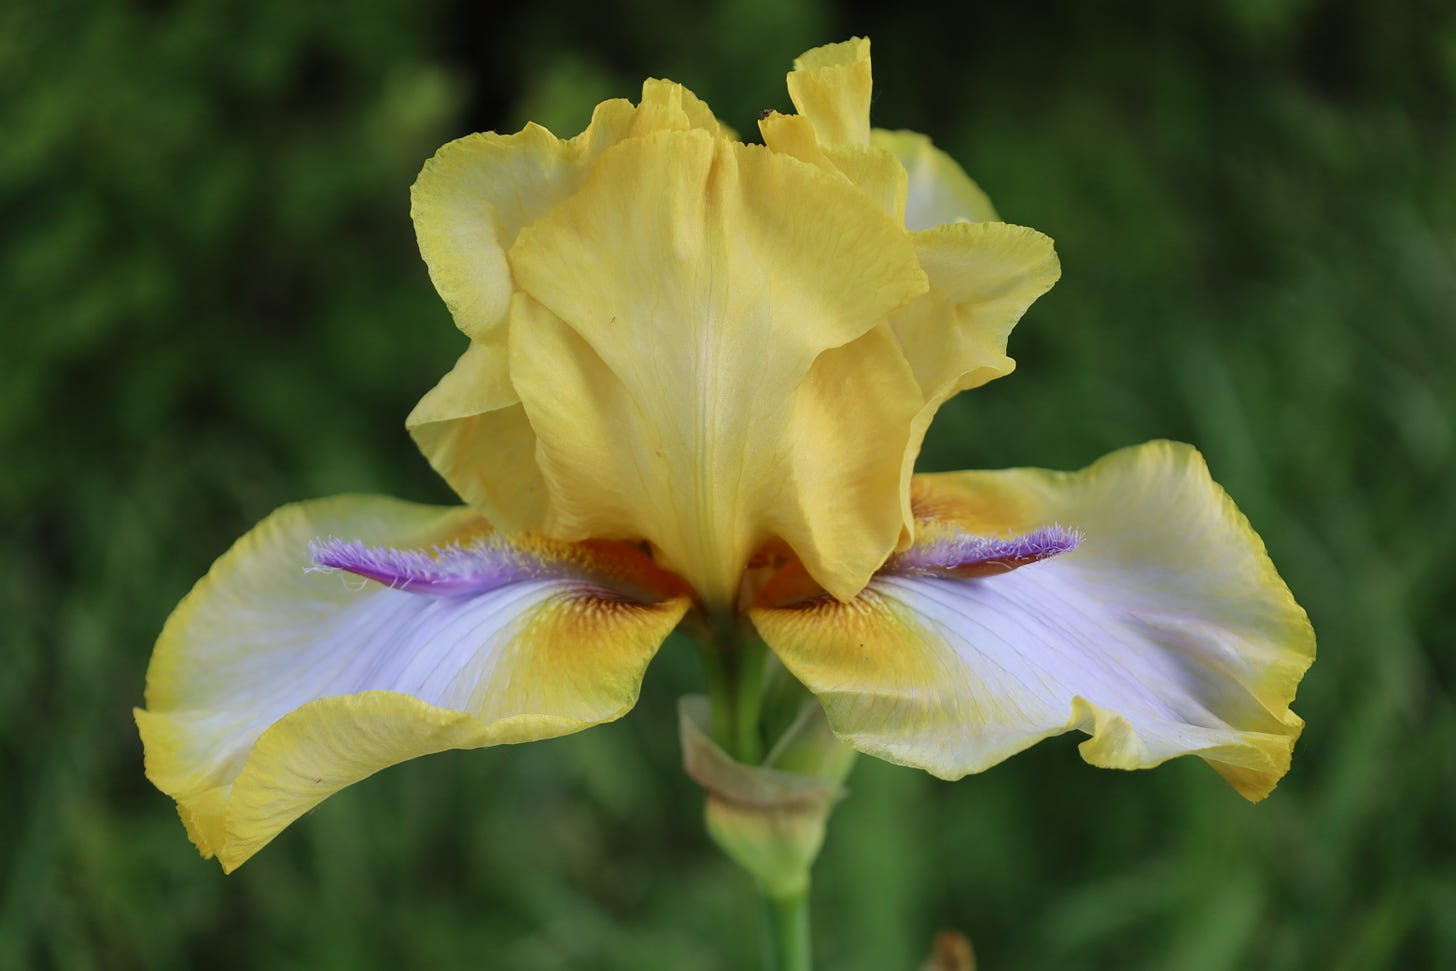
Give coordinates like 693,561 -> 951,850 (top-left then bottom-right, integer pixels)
3,0 -> 1453,968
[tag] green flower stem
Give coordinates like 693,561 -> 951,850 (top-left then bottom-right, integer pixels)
694,617 -> 816,968
697,615 -> 768,764
763,887 -> 811,971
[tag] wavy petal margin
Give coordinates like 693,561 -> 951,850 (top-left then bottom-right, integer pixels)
137,496 -> 690,871
752,441 -> 1314,800
786,37 -> 873,148
405,339 -> 549,532
410,81 -> 727,344
761,39 -> 1061,560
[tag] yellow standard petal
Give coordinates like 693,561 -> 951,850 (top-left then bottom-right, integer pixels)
406,339 -> 547,531
786,37 -> 873,147
769,39 -> 1055,395
764,40 -> 1060,552
888,223 -> 1061,513
412,112 -> 615,344
890,223 -> 1057,397
768,42 -> 997,231
411,77 -> 730,343
507,129 -> 927,607
759,110 -> 909,223
137,495 -> 690,871
762,39 -> 907,223
408,78 -> 734,524
752,441 -> 1314,801
870,129 -> 1000,229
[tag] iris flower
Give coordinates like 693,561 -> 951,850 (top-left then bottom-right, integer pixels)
137,39 -> 1314,873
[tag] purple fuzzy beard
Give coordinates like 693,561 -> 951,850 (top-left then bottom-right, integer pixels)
889,524 -> 1083,578
308,537 -> 557,596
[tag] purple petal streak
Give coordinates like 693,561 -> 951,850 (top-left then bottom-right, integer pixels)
889,524 -> 1083,578
308,536 -> 556,596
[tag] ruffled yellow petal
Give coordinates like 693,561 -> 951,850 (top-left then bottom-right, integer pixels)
786,37 -> 873,147
763,39 -> 907,222
506,129 -> 927,606
412,113 -> 610,344
411,80 -> 727,343
405,339 -> 546,531
409,41 -> 1055,611
407,78 -> 737,526
138,496 -> 689,870
766,40 -> 1057,419
752,441 -> 1314,801
774,326 -> 923,601
759,111 -> 908,222
633,78 -> 736,140
879,223 -> 1060,545
870,129 -> 999,228
892,221 -> 1060,400
771,43 -> 996,232
765,41 -> 1059,555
